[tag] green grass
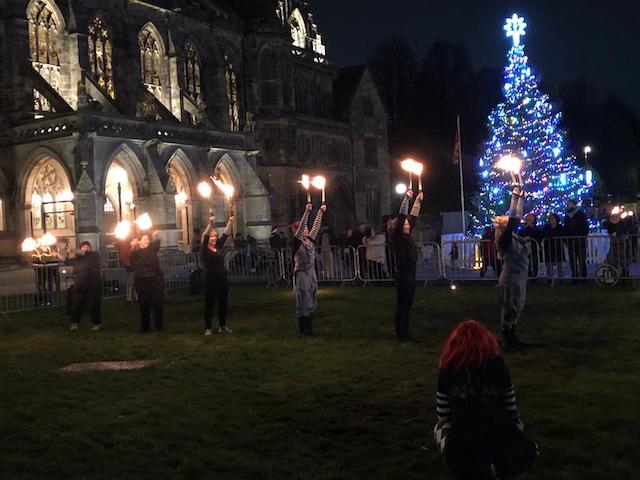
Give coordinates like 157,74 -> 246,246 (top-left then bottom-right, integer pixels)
1,285 -> 639,479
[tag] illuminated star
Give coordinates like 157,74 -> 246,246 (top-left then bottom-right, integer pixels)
504,14 -> 527,46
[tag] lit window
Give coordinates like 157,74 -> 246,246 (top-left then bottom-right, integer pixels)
28,1 -> 59,66
225,55 -> 240,132
289,9 -> 307,48
88,16 -> 115,99
183,42 -> 201,103
139,26 -> 162,87
0,199 -> 5,231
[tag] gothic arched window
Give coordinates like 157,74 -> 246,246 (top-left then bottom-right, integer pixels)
289,9 -> 306,49
87,16 -> 115,99
28,1 -> 60,66
224,55 -> 239,132
183,42 -> 201,102
260,52 -> 278,108
138,26 -> 162,87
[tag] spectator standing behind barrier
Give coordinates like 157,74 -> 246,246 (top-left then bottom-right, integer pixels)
479,226 -> 501,278
130,231 -> 164,333
390,189 -> 422,341
495,185 -> 530,350
564,199 -> 589,279
118,233 -> 137,302
602,213 -> 629,277
191,229 -> 202,253
363,226 -> 387,279
434,320 -> 538,480
320,226 -> 334,279
291,202 -> 325,336
61,241 -> 103,331
521,214 -> 543,278
200,215 -> 235,336
542,213 -> 565,281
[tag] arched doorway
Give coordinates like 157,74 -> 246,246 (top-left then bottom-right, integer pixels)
104,161 -> 136,247
168,161 -> 192,252
24,155 -> 75,247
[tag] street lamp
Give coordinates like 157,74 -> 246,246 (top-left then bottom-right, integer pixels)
112,166 -> 128,221
395,183 -> 407,195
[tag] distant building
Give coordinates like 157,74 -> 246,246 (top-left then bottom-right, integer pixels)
0,0 -> 390,262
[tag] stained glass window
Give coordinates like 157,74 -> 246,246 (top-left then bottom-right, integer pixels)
88,16 -> 115,99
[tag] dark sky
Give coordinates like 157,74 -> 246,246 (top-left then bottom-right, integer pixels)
312,0 -> 640,114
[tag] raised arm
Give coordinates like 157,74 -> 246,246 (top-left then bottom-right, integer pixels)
309,205 -> 326,241
201,215 -> 215,243
399,190 -> 412,216
217,216 -> 235,248
295,203 -> 312,240
509,186 -> 524,219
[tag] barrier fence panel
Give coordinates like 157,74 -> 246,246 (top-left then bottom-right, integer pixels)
314,246 -> 358,283
416,242 -> 444,284
442,238 -> 542,282
225,247 -> 283,285
356,244 -> 393,284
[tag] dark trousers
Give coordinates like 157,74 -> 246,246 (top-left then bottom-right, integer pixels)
568,239 -> 587,278
203,276 -> 229,329
395,268 -> 416,339
135,276 -> 165,331
71,284 -> 102,325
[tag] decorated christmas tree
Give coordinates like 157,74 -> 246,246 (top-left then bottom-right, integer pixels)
472,14 -> 593,232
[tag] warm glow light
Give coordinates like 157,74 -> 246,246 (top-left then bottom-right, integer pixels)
115,220 -> 132,240
111,166 -> 128,184
197,181 -> 212,198
40,232 -> 57,246
135,213 -> 153,231
401,159 -> 417,173
175,191 -> 187,206
611,206 -> 621,215
55,190 -> 74,202
411,162 -> 424,176
123,191 -> 134,204
212,177 -> 235,199
395,183 -> 407,194
31,193 -> 42,208
311,176 -> 326,190
584,146 -> 592,154
450,284 -> 457,291
43,192 -> 53,204
21,237 -> 37,252
298,174 -> 311,190
621,212 -> 628,219
496,155 -> 523,174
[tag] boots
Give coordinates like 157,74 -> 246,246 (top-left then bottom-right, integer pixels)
305,315 -> 314,336
502,326 -> 529,351
298,316 -> 306,336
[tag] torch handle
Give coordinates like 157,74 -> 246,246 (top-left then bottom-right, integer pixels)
409,173 -> 413,191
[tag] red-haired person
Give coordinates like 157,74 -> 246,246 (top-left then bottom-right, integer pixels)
434,320 -> 537,480
390,189 -> 422,341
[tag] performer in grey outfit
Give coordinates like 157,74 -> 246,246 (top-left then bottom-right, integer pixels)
292,202 -> 326,336
495,184 -> 531,350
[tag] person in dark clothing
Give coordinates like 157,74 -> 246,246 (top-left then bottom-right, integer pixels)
479,226 -> 501,278
200,214 -> 235,336
564,199 -> 589,278
495,185 -> 530,350
602,213 -> 629,276
521,213 -> 543,277
434,320 -> 537,480
542,213 -> 565,280
63,241 -> 103,331
191,229 -> 202,253
390,189 -> 422,341
130,231 -> 164,332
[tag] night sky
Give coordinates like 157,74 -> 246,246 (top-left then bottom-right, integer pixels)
313,0 -> 640,114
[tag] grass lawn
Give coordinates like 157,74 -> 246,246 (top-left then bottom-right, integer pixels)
1,284 -> 639,479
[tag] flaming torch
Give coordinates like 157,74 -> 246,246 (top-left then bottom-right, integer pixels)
135,213 -> 153,231
211,176 -> 235,218
298,174 -> 311,203
400,159 -> 417,190
115,220 -> 132,240
311,175 -> 327,204
496,154 -> 523,186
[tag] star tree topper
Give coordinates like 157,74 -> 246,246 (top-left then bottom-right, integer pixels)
504,13 -> 527,46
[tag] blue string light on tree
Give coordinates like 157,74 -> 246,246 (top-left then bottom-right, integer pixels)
470,14 -> 593,232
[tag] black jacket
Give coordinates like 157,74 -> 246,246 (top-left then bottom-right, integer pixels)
564,209 -> 588,237
200,233 -> 229,279
131,240 -> 163,280
391,213 -> 417,271
68,252 -> 101,289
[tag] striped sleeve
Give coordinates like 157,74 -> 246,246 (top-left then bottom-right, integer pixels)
504,382 -> 525,430
434,389 -> 451,452
309,209 -> 323,241
295,209 -> 310,240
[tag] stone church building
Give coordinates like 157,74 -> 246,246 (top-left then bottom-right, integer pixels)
0,0 -> 390,262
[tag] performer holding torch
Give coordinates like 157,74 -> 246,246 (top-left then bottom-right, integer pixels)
200,213 -> 235,336
291,183 -> 326,336
391,187 -> 423,341
494,156 -> 531,350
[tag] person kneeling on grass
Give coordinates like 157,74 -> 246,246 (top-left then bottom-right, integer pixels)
200,214 -> 235,336
434,320 -> 538,480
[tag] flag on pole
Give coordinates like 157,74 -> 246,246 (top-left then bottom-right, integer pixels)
453,120 -> 462,165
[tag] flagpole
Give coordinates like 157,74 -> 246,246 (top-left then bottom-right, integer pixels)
457,116 -> 466,235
